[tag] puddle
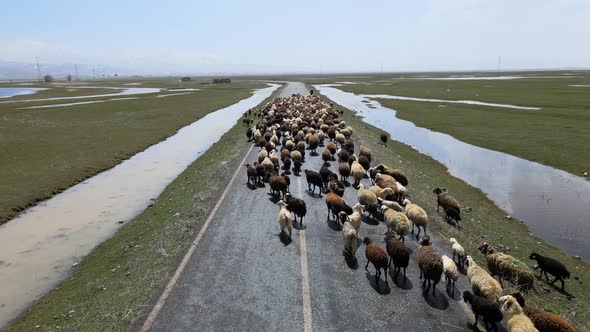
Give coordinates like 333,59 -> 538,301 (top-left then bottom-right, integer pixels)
398,76 -> 580,80
156,92 -> 193,98
20,97 -> 139,109
0,87 -> 161,104
0,83 -> 279,327
315,84 -> 590,261
0,88 -> 46,99
364,93 -> 540,110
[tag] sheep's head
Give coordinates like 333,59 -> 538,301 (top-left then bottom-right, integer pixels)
402,198 -> 411,206
433,187 -> 444,194
465,255 -> 474,266
499,295 -> 523,315
418,235 -> 431,246
462,291 -> 474,303
385,230 -> 397,239
363,237 -> 372,245
381,205 -> 390,212
449,238 -> 457,245
529,252 -> 540,260
276,200 -> 287,208
353,203 -> 364,213
478,243 -> 491,255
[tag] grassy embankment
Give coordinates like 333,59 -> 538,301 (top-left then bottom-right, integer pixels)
314,73 -> 590,176
8,84 -> 283,331
318,89 -> 589,330
0,81 -> 264,223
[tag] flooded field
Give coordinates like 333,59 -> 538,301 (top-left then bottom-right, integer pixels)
316,84 -> 590,260
0,84 -> 279,326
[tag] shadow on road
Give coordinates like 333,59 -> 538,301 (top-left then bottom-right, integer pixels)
344,255 -> 359,270
365,271 -> 391,295
389,267 -> 413,290
361,214 -> 379,226
278,232 -> 293,246
421,285 -> 450,310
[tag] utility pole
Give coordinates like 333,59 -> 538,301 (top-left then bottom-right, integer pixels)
93,67 -> 96,80
35,57 -> 42,82
497,56 -> 501,75
74,64 -> 79,81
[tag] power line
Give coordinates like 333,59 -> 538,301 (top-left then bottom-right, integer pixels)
35,57 -> 42,82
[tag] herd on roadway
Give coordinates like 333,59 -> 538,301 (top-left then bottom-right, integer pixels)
142,83 -> 575,332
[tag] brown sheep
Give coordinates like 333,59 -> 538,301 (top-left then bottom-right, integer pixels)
364,237 -> 389,288
385,231 -> 410,281
510,293 -> 576,332
268,173 -> 287,199
338,162 -> 350,183
418,236 -> 443,297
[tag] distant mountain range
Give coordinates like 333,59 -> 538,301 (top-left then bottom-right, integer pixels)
0,61 -> 129,80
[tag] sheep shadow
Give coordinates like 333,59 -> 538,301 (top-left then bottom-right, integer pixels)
267,193 -> 283,204
344,255 -> 359,270
390,270 -> 413,290
421,285 -> 450,310
365,271 -> 391,295
292,220 -> 306,231
246,182 -> 258,190
309,151 -> 319,157
445,284 -> 462,301
326,217 -> 342,231
361,214 -> 379,226
278,232 -> 293,246
256,182 -> 266,188
305,189 -> 323,198
322,162 -> 331,167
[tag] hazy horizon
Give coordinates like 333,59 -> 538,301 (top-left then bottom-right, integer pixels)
2,0 -> 589,77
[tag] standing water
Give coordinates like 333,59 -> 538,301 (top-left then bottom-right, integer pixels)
315,84 -> 590,260
0,84 -> 279,327
0,87 -> 45,98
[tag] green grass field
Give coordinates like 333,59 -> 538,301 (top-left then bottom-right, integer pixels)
0,80 -> 264,224
306,72 -> 590,176
7,85 -> 282,332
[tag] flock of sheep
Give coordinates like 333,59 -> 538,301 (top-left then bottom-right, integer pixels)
242,91 -> 576,332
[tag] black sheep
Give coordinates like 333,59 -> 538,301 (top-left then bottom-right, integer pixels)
380,133 -> 388,146
244,164 -> 257,186
529,252 -> 570,291
444,206 -> 462,224
319,164 -> 337,189
246,128 -> 253,141
285,194 -> 307,227
304,169 -> 323,196
254,162 -> 265,184
329,179 -> 345,197
463,291 -> 503,332
292,160 -> 302,176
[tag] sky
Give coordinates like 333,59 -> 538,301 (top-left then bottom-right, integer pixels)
1,0 -> 589,75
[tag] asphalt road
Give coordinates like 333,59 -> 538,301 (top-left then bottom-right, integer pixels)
143,82 -> 484,331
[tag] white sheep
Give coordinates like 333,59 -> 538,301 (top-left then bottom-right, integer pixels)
466,255 -> 503,302
377,197 -> 403,212
499,295 -> 539,332
342,221 -> 358,258
382,205 -> 409,242
347,203 -> 363,232
276,200 -> 292,239
442,255 -> 459,296
257,149 -> 268,163
449,238 -> 466,268
403,199 -> 428,239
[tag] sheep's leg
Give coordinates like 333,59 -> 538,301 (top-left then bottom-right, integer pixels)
365,260 -> 369,271
419,267 -> 423,280
559,277 -> 565,291
472,312 -> 479,327
436,203 -> 440,212
423,226 -> 427,236
416,226 -> 421,239
403,267 -> 407,280
383,268 -> 388,286
432,280 -> 437,296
